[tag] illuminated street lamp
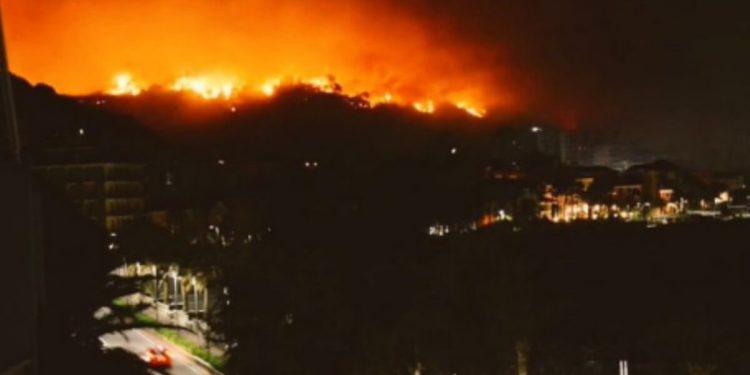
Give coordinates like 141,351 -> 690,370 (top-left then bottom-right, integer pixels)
171,269 -> 179,309
152,265 -> 161,321
191,276 -> 199,314
619,360 -> 629,375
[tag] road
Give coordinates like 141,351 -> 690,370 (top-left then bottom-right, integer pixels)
100,329 -> 213,375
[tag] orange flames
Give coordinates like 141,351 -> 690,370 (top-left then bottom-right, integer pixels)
107,72 -> 488,117
2,0 -> 516,119
455,102 -> 487,118
413,100 -> 436,114
260,78 -> 282,97
108,74 -> 141,96
171,76 -> 236,100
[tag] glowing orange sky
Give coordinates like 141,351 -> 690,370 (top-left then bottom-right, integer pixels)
1,0 -> 518,113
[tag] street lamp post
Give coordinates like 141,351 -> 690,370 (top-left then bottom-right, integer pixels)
191,276 -> 198,314
171,270 -> 178,309
619,360 -> 629,375
153,265 -> 160,322
203,286 -> 209,318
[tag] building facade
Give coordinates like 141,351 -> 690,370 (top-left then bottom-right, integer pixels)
34,163 -> 146,232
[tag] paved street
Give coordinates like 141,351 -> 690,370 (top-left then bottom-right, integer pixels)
100,329 -> 213,375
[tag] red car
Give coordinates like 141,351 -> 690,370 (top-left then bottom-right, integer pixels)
145,346 -> 172,369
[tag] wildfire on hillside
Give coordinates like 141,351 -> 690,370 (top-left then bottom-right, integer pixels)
3,0 -> 515,121
107,73 -> 487,118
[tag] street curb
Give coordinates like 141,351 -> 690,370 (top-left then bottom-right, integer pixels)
185,352 -> 224,375
146,330 -> 225,375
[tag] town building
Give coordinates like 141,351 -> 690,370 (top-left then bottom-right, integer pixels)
34,163 -> 146,232
492,125 -> 567,164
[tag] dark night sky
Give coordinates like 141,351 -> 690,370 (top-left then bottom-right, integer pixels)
407,0 -> 750,164
409,0 -> 749,119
